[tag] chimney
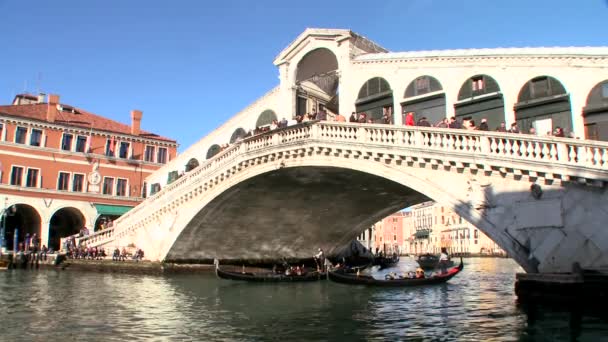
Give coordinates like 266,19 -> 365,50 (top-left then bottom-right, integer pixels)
37,93 -> 46,103
47,94 -> 60,123
131,109 -> 142,136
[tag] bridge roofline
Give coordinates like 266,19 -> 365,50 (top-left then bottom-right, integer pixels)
355,46 -> 608,62
273,28 -> 388,66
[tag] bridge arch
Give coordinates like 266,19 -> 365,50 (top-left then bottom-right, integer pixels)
455,74 -> 505,131
3,203 -> 41,251
230,128 -> 247,143
294,48 -> 340,116
515,76 -> 572,135
158,152 -> 532,272
206,144 -> 221,159
256,109 -> 277,128
49,206 -> 85,251
356,77 -> 394,124
401,75 -> 445,126
583,80 -> 608,141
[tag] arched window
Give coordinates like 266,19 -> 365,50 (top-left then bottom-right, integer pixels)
230,128 -> 247,143
355,77 -> 394,124
256,110 -> 277,128
455,74 -> 504,131
515,76 -> 571,135
583,80 -> 608,141
402,75 -> 445,126
185,158 -> 199,172
206,144 -> 221,159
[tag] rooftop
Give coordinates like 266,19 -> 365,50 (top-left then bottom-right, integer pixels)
0,94 -> 176,143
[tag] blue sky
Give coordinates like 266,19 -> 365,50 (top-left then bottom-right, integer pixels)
0,0 -> 606,151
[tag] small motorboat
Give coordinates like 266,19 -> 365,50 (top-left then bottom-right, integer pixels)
416,253 -> 454,270
328,258 -> 463,287
214,260 -> 325,282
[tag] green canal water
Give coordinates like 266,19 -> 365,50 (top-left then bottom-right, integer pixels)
1,257 -> 607,341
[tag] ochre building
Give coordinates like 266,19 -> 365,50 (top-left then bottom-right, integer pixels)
0,93 -> 177,251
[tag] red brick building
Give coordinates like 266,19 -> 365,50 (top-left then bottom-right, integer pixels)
0,93 -> 177,251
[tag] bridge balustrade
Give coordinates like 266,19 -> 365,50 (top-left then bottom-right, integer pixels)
78,122 -> 608,248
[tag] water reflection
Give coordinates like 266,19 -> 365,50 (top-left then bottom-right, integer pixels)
0,258 -> 606,341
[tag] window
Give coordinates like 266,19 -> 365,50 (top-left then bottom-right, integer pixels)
0,123 -> 3,141
57,172 -> 70,190
105,139 -> 115,157
157,147 -> 168,164
116,178 -> 127,196
144,146 -> 155,162
26,168 -> 39,187
72,174 -> 84,192
119,142 -> 130,159
474,230 -> 479,239
61,133 -> 73,151
30,129 -> 42,146
472,76 -> 484,91
142,182 -> 147,198
10,166 -> 24,186
75,136 -> 87,153
416,77 -> 430,93
531,77 -> 549,98
602,83 -> 608,98
393,235 -> 397,241
103,177 -> 114,195
15,127 -> 27,144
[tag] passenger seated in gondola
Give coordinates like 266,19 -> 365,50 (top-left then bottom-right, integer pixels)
384,272 -> 398,280
408,271 -> 416,279
415,267 -> 425,279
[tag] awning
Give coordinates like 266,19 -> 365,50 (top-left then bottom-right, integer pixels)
94,204 -> 133,216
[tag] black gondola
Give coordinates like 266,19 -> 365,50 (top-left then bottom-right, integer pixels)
416,253 -> 454,270
215,261 -> 325,282
377,255 -> 400,269
327,258 -> 463,287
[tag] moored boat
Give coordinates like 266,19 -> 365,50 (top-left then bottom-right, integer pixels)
328,258 -> 463,287
215,260 -> 325,282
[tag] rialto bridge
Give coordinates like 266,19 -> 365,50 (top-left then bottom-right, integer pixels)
80,29 -> 608,274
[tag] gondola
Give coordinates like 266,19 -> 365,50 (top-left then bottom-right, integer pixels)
327,258 -> 463,287
214,260 -> 325,282
377,255 -> 400,269
416,253 -> 454,270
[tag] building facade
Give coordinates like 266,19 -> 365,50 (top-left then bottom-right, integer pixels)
0,93 -> 177,251
360,201 -> 505,257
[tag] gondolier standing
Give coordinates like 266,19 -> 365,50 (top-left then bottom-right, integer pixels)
314,248 -> 325,271
439,248 -> 450,274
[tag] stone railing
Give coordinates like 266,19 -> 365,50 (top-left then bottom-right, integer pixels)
78,121 -> 608,248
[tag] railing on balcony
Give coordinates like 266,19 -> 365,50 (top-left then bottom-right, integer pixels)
78,121 -> 608,247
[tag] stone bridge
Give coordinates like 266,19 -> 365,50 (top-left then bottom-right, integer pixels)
82,122 -> 608,273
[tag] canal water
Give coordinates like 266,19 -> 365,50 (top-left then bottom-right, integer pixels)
1,258 -> 607,341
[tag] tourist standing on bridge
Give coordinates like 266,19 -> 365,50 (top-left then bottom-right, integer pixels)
349,112 -> 358,123
479,118 -> 489,131
405,112 -> 415,126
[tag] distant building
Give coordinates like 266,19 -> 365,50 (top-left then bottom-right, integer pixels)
0,93 -> 177,251
361,201 -> 505,256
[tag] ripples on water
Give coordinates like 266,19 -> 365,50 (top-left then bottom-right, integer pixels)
1,258 -> 607,341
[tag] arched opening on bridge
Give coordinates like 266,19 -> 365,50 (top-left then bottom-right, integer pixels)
402,75 -> 445,126
206,144 -> 221,160
48,207 -> 85,251
256,110 -> 277,129
583,80 -> 608,141
230,127 -> 247,143
356,77 -> 394,124
515,76 -> 572,135
185,158 -> 200,172
295,48 -> 339,117
455,74 -> 504,131
2,204 -> 40,251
